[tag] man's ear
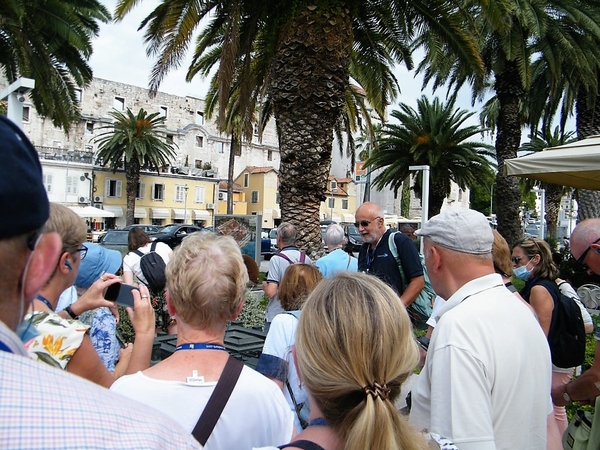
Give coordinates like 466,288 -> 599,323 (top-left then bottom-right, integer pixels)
23,232 -> 61,300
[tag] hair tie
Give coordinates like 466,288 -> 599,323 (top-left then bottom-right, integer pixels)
362,382 -> 390,400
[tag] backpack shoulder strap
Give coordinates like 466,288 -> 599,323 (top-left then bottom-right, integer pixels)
132,249 -> 144,257
150,241 -> 157,252
387,232 -> 407,286
285,311 -> 301,319
275,251 -> 294,264
299,252 -> 306,263
191,355 -> 244,446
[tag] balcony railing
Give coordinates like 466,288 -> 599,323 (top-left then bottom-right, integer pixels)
36,146 -> 94,164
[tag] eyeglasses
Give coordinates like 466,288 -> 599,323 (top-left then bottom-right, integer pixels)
577,238 -> 600,269
354,216 -> 382,228
73,245 -> 87,260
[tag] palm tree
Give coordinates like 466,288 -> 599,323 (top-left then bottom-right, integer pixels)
519,126 -> 575,240
113,0 -> 483,255
365,95 -> 494,217
94,109 -> 177,225
0,0 -> 111,132
415,0 -> 600,245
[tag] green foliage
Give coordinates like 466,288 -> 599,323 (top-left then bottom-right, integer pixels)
469,170 -> 496,216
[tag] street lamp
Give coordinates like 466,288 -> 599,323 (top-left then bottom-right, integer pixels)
183,184 -> 189,223
532,188 -> 545,239
409,165 -> 430,253
329,188 -> 337,220
490,184 -> 494,216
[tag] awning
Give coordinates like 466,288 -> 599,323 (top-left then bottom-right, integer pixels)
151,208 -> 170,219
342,213 -> 354,223
272,208 -> 281,219
193,210 -> 211,221
134,207 -> 147,219
103,206 -> 124,218
332,214 -> 342,223
68,206 -> 115,218
172,209 -> 188,220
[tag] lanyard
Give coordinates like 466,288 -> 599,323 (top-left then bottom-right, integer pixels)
36,294 -> 53,310
175,343 -> 227,352
0,340 -> 13,354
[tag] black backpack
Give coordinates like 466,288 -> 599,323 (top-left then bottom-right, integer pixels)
548,284 -> 586,369
132,241 -> 167,293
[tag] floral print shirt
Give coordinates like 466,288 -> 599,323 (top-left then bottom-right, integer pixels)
24,311 -> 88,370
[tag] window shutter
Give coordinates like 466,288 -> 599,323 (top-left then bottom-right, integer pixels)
116,180 -> 122,197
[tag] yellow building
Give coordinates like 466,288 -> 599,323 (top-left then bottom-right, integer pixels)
234,166 -> 280,229
320,176 -> 358,223
216,181 -> 248,215
94,168 -> 218,228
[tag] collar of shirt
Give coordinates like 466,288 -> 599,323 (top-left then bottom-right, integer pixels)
0,320 -> 28,356
436,273 -> 504,321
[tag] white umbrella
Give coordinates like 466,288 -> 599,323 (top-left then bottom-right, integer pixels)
68,205 -> 115,218
504,135 -> 600,190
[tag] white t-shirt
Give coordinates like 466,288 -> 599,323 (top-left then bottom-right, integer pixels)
256,311 -> 307,432
122,241 -> 172,286
111,364 -> 294,450
410,274 -> 552,450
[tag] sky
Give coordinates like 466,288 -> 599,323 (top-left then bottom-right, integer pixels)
89,0 -> 491,137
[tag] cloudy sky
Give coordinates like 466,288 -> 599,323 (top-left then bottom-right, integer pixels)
90,0 -> 490,134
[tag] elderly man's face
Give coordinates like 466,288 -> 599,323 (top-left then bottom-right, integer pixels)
572,237 -> 600,275
354,210 -> 384,245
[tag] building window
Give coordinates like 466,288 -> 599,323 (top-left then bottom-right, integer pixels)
105,179 -> 122,197
243,173 -> 249,188
152,183 -> 165,201
330,181 -> 337,190
52,140 -> 62,149
160,106 -> 168,118
328,198 -> 335,208
196,111 -> 204,125
66,176 -> 78,195
254,123 -> 259,135
267,150 -> 272,161
22,106 -> 30,123
196,135 -> 204,147
136,182 -> 146,199
275,192 -> 280,204
217,142 -> 224,153
43,173 -> 52,193
166,134 -> 174,143
458,189 -> 463,201
194,186 -> 205,203
86,122 -> 94,134
195,159 -> 202,169
113,96 -> 125,111
342,199 -> 348,210
74,88 -> 82,103
251,191 -> 259,203
175,185 -> 187,202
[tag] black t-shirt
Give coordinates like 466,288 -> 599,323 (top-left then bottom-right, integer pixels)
358,229 -> 423,295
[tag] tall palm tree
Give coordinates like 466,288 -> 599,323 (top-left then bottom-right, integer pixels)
519,126 -> 575,240
365,95 -> 494,217
415,0 -> 600,245
114,0 -> 483,255
94,109 -> 177,225
0,0 -> 111,132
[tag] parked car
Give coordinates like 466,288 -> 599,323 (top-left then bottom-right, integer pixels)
121,224 -> 161,233
98,230 -> 130,257
151,224 -> 205,249
343,223 -> 364,253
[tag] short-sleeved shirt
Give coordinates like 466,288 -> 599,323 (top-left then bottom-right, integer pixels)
264,247 -> 313,322
123,241 -> 172,286
358,229 -> 423,296
315,248 -> 358,278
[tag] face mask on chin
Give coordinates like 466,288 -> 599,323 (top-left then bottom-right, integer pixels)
513,261 -> 533,281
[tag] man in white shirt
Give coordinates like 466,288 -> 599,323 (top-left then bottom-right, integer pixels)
410,208 -> 552,450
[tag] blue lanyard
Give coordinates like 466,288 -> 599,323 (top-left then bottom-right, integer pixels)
175,343 -> 227,352
36,294 -> 53,310
0,340 -> 13,354
308,418 -> 327,427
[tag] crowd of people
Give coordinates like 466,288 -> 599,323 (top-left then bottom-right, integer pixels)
4,109 -> 600,449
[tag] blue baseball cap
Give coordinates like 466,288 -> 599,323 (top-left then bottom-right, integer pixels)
75,243 -> 122,288
0,115 -> 49,239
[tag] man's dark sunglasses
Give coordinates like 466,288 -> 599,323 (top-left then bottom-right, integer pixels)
577,237 -> 600,269
354,216 -> 381,228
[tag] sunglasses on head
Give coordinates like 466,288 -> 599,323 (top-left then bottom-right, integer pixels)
354,216 -> 381,228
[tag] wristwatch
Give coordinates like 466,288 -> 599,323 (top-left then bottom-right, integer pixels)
563,385 -> 572,403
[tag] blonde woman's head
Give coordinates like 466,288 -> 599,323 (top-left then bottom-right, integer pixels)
296,272 -> 427,450
166,232 -> 248,332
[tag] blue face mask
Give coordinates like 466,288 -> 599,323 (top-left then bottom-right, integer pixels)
513,262 -> 533,281
15,316 -> 39,344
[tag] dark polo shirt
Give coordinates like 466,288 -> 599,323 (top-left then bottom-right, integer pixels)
358,229 -> 423,296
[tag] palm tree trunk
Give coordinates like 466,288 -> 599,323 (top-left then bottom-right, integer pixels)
575,84 -> 600,220
269,4 -> 352,257
429,181 -> 446,218
227,133 -> 236,215
125,160 -> 140,226
494,62 -> 525,246
545,184 -> 562,240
